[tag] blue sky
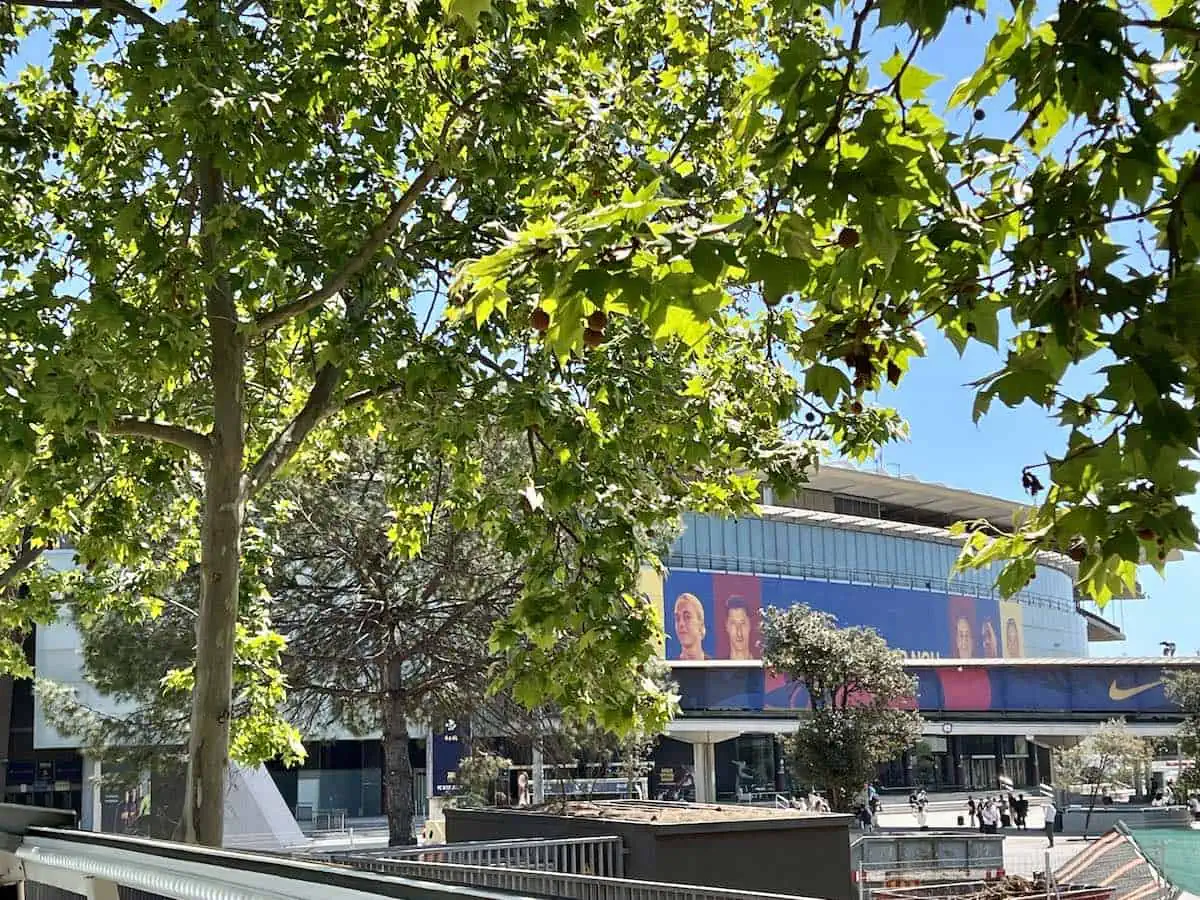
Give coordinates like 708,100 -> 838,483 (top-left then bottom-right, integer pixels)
851,7 -> 1200,657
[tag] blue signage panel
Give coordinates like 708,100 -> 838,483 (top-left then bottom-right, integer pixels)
6,761 -> 34,785
431,719 -> 468,796
675,667 -> 764,710
674,663 -> 1185,715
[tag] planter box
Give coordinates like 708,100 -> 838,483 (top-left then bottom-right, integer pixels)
445,801 -> 854,900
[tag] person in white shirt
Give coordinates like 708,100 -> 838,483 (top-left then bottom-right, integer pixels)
980,799 -> 1001,834
1044,799 -> 1057,847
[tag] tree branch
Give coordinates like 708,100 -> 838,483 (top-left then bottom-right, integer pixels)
253,165 -> 441,333
14,0 -> 164,31
339,382 -> 406,413
104,417 -> 213,458
242,363 -> 342,498
1126,17 -> 1200,39
810,0 -> 874,157
0,543 -> 45,592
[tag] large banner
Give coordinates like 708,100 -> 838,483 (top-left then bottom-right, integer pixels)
672,663 -> 1180,715
658,570 -> 1037,661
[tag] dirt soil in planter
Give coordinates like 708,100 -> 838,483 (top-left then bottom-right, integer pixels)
523,801 -> 821,824
961,876 -> 1050,900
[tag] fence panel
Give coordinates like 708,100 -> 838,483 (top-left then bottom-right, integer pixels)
340,835 -> 626,878
347,856 -> 817,900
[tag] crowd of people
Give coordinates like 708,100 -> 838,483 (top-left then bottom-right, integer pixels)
966,792 -> 1032,833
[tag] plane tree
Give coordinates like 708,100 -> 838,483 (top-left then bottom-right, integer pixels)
3,0 -> 1200,846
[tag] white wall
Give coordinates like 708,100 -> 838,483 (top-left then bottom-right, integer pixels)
34,551 -> 134,749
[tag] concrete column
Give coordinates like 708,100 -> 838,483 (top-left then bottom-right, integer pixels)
1031,744 -> 1041,788
951,736 -> 966,789
532,746 -> 545,805
81,757 -> 102,832
692,741 -> 716,803
425,735 -> 434,802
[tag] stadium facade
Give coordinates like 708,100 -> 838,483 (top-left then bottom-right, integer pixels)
2,465 -> 1191,828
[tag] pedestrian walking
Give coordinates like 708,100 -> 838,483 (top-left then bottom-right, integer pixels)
1000,795 -> 1011,829
915,797 -> 928,830
980,798 -> 1000,834
1015,793 -> 1029,829
967,795 -> 977,828
858,804 -> 874,833
1044,798 -> 1057,847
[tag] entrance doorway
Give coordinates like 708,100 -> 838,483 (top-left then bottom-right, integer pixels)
968,756 -> 997,791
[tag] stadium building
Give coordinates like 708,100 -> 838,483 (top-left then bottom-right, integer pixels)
647,466 -> 1190,804
2,465 -> 1193,830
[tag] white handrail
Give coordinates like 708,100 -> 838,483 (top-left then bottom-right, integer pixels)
14,831 -> 538,900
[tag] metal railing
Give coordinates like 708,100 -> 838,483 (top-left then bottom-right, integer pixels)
337,856 -> 817,900
7,826 -> 830,900
338,834 -> 625,877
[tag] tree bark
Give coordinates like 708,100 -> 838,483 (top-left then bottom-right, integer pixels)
179,155 -> 245,846
382,654 -> 417,847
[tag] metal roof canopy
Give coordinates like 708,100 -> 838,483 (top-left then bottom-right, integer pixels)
1080,607 -> 1126,642
795,464 -> 1187,564
806,465 -> 1027,526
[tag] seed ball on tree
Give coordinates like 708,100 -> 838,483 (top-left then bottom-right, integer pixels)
587,309 -> 608,331
837,227 -> 860,249
850,400 -> 863,414
1137,528 -> 1157,541
583,328 -> 605,348
531,308 -> 550,332
974,108 -> 985,121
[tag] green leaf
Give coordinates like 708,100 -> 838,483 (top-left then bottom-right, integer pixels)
443,0 -> 492,29
805,364 -> 851,406
881,53 -> 941,101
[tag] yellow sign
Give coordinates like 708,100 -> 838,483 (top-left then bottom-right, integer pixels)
1108,679 -> 1164,702
999,600 -> 1024,658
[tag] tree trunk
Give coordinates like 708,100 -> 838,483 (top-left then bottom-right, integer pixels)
382,655 -> 417,847
1084,782 -> 1100,840
180,156 -> 245,846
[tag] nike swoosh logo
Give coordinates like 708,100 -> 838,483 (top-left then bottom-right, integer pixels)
1108,679 -> 1164,701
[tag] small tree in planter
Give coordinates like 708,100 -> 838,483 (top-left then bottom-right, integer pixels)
453,750 -> 513,809
763,605 -> 921,812
1164,671 -> 1200,799
1053,719 -> 1150,837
